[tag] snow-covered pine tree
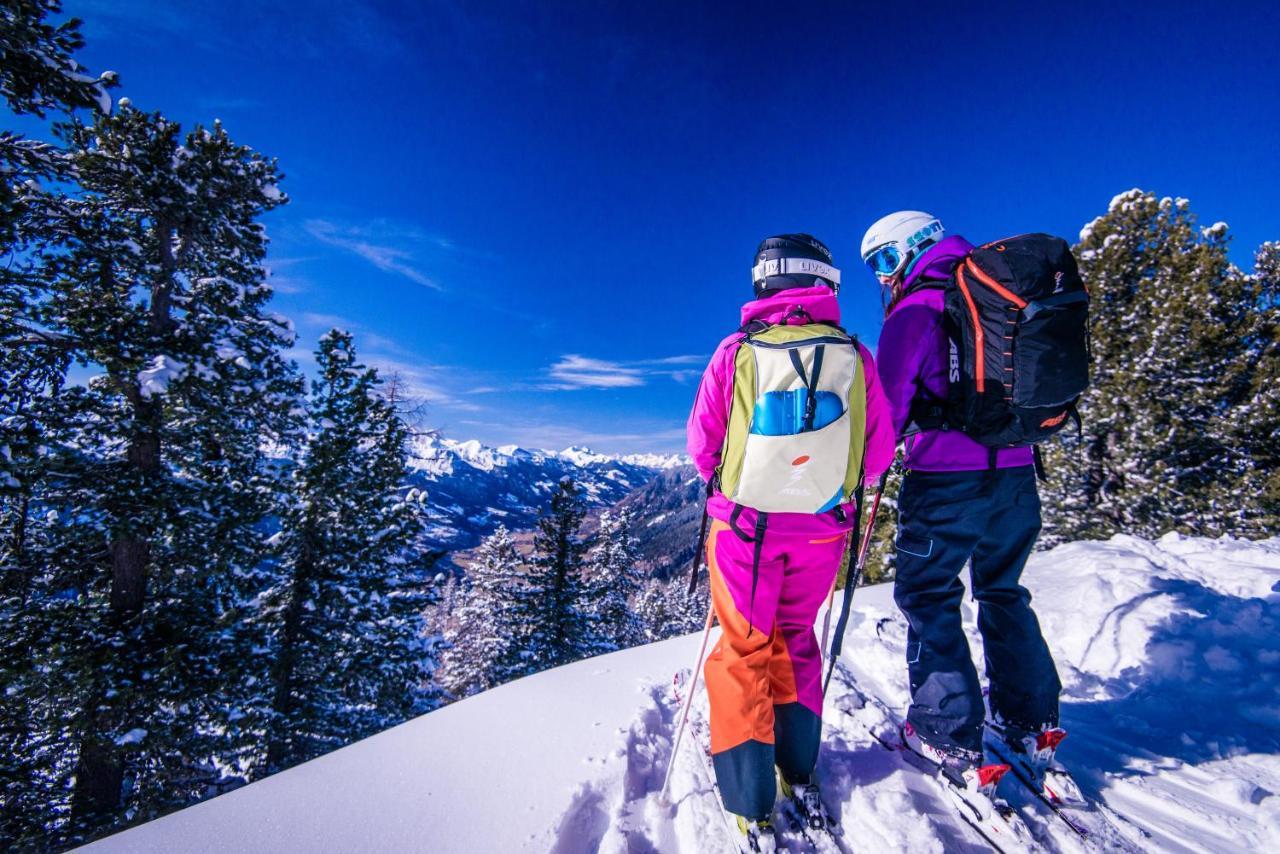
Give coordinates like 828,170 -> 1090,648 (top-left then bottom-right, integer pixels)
636,574 -> 708,642
1221,242 -> 1280,533
581,509 -> 643,654
439,524 -> 531,697
0,0 -> 116,244
262,329 -> 438,776
0,7 -> 115,840
524,477 -> 591,670
0,0 -> 114,603
1042,191 -> 1270,543
0,95 -> 304,845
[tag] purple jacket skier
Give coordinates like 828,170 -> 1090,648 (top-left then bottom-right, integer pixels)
862,211 -> 1064,803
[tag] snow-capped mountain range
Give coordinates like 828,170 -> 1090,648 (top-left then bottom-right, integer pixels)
405,434 -> 688,550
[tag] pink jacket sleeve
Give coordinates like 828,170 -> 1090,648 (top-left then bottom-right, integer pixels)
858,343 -> 896,484
686,334 -> 739,482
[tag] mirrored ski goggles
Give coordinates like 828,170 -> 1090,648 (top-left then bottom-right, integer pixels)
864,244 -> 905,277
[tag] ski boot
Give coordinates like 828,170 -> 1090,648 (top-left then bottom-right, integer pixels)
777,770 -> 838,832
985,719 -> 1086,807
901,720 -> 1012,821
732,815 -> 776,853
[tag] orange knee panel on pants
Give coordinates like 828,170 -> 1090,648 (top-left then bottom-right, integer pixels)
703,521 -> 817,755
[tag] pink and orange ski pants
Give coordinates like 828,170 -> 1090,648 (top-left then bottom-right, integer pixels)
703,518 -> 850,819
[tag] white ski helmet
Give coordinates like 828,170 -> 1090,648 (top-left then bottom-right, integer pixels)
860,211 -> 945,280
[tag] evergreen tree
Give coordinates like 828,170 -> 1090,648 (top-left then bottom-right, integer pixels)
582,509 -> 643,654
60,103 -> 300,839
0,0 -> 116,243
524,478 -> 591,670
0,91 -> 301,845
439,525 -> 530,698
262,330 -> 438,775
0,7 -> 96,821
0,70 -> 300,845
1042,191 -> 1275,543
1222,242 -> 1280,532
636,574 -> 708,642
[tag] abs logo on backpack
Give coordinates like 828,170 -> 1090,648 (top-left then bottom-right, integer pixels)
782,456 -> 813,497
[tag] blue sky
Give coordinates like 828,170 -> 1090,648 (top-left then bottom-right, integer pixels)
45,0 -> 1280,453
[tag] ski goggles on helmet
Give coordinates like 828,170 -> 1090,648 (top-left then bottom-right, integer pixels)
864,244 -> 906,278
751,256 -> 841,290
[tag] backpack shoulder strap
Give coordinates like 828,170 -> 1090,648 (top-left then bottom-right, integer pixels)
903,275 -> 953,298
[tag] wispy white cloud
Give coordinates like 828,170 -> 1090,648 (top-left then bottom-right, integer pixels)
300,313 -> 423,361
267,275 -> 308,295
261,256 -> 315,295
290,311 -> 478,412
299,312 -> 350,329
543,353 -> 706,390
304,219 -> 442,290
363,355 -> 483,413
633,354 -> 706,366
548,355 -> 645,389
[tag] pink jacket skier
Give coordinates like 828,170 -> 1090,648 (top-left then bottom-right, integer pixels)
685,233 -> 894,842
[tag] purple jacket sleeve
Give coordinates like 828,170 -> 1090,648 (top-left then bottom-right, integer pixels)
858,343 -> 895,483
686,334 -> 739,482
875,302 -> 940,439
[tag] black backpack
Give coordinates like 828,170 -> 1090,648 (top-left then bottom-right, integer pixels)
911,234 -> 1089,447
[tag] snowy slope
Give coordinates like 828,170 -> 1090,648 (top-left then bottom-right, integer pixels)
83,534 -> 1280,853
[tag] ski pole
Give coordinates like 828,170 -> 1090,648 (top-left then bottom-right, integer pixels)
659,603 -> 716,803
822,473 -> 888,696
818,575 -> 838,668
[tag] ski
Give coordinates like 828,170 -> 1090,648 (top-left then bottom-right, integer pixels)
672,668 -> 854,853
776,800 -> 820,852
880,725 -> 1039,854
777,792 -> 848,854
830,666 -> 1039,853
983,730 -> 1092,839
671,669 -> 755,853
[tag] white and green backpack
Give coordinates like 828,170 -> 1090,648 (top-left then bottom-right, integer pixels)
716,315 -> 867,515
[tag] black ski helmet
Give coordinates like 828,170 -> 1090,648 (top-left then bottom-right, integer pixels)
752,233 -> 841,298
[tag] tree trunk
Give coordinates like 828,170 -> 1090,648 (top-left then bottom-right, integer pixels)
69,715 -> 125,828
3,489 -> 31,598
265,534 -> 314,774
71,239 -> 173,828
1,490 -> 37,844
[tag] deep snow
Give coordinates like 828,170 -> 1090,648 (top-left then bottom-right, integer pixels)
83,533 -> 1280,853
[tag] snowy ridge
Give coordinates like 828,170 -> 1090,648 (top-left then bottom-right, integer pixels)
85,534 -> 1280,853
403,434 -> 686,550
408,435 -> 687,474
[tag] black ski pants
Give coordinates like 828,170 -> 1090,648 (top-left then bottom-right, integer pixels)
892,465 -> 1061,756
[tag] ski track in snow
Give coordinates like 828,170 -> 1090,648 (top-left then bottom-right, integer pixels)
544,534 -> 1280,854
